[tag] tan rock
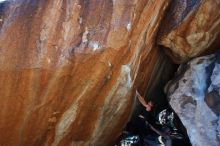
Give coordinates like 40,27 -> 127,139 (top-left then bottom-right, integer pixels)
158,0 -> 220,63
0,0 -> 171,146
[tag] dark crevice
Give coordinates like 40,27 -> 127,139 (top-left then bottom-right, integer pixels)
114,48 -> 191,146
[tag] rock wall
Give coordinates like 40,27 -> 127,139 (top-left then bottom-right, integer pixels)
158,0 -> 220,63
0,0 -> 171,146
165,53 -> 220,146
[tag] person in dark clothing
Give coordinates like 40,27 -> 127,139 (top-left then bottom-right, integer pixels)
120,90 -> 192,146
136,91 -> 173,146
121,91 -> 165,145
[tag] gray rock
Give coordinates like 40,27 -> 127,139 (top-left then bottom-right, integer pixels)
165,53 -> 220,146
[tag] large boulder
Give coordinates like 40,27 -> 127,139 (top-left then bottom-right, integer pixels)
158,0 -> 220,63
165,53 -> 220,146
0,0 -> 172,145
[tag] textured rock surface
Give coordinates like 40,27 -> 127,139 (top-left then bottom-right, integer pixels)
0,0 -> 171,146
158,0 -> 220,63
165,53 -> 220,146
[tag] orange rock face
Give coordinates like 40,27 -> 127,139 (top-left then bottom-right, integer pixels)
158,0 -> 220,63
0,0 -> 171,145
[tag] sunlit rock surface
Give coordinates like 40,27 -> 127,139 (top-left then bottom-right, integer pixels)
0,0 -> 171,145
158,0 -> 220,63
165,53 -> 220,146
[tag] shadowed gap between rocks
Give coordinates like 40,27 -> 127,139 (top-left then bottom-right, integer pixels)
114,48 -> 192,146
